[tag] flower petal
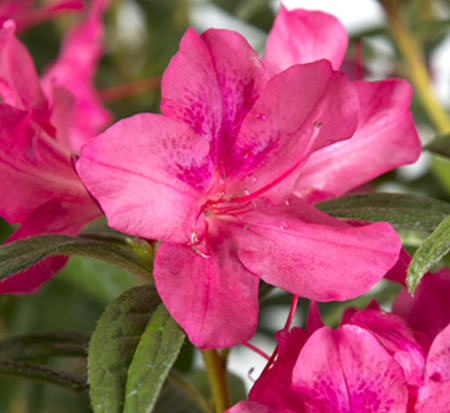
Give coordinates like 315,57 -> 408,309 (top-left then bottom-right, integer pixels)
160,28 -> 269,164
0,104 -> 86,223
226,60 -> 358,200
264,6 -> 348,73
77,113 -> 214,243
249,328 -> 308,409
237,198 -> 401,301
347,309 -> 426,387
0,19 -> 52,129
154,229 -> 259,349
287,326 -> 407,411
41,0 -> 112,152
295,79 -> 421,203
335,325 -> 408,412
425,323 -> 450,382
415,381 -> 450,412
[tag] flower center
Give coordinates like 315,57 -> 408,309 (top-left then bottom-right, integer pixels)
190,121 -> 323,257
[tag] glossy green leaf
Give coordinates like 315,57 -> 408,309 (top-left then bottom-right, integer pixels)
316,192 -> 450,232
0,234 -> 153,280
123,305 -> 185,413
0,359 -> 89,394
0,330 -> 89,361
88,285 -> 161,413
407,215 -> 450,294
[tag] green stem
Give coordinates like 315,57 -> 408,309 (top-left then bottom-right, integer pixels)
380,0 -> 450,134
202,349 -> 230,412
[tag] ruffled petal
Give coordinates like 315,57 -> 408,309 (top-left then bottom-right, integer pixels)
237,198 -> 401,301
335,325 -> 408,411
154,229 -> 259,349
264,6 -> 348,73
284,326 -> 407,411
161,28 -> 269,164
0,104 -> 86,223
347,309 -> 426,387
249,328 -> 308,410
225,60 -> 358,200
78,113 -> 214,243
0,19 -> 52,129
290,326 -> 350,411
295,79 -> 421,203
425,323 -> 450,382
415,381 -> 450,412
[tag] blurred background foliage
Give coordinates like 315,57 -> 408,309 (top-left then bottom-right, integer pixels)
2,0 -> 450,411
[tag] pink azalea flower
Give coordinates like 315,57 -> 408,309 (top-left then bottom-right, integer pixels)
77,6 -> 420,349
0,0 -> 83,32
228,306 -> 450,412
0,0 -> 111,293
77,6 -> 419,349
349,310 -> 450,412
228,319 -> 409,412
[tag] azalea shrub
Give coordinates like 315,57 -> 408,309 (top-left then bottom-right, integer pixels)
0,0 -> 450,412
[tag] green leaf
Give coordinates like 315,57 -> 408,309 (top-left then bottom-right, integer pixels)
0,359 -> 89,394
0,331 -> 89,361
316,193 -> 450,232
407,215 -> 450,294
88,285 -> 161,413
0,234 -> 153,280
123,305 -> 185,413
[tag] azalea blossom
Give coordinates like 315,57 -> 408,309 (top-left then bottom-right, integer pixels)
77,5 -> 420,349
227,306 -> 450,413
0,0 -> 111,293
228,317 -> 409,412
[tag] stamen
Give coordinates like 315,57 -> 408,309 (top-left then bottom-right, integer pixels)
248,367 -> 256,383
284,295 -> 299,330
242,342 -> 270,360
226,122 -> 323,205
